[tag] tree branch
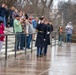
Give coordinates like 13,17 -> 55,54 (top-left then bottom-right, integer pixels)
48,0 -> 53,9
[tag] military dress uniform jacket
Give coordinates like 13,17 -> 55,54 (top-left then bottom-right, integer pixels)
35,23 -> 46,47
44,24 -> 52,46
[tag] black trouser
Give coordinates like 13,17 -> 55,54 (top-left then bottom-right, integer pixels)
44,45 -> 48,55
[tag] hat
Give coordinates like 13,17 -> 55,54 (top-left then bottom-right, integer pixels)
29,18 -> 32,20
39,17 -> 43,20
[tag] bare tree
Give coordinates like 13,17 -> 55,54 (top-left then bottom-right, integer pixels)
0,0 -> 17,7
58,1 -> 76,30
0,0 -> 53,18
16,0 -> 53,18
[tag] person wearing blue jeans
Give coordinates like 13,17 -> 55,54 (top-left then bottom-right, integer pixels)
35,18 -> 46,57
58,25 -> 63,46
14,15 -> 22,50
37,47 -> 42,57
65,22 -> 73,43
0,4 -> 7,27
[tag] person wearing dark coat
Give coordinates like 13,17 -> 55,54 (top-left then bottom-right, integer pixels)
49,21 -> 53,32
49,21 -> 54,38
23,11 -> 28,20
43,20 -> 53,56
0,4 -> 7,27
9,6 -> 15,27
5,5 -> 9,27
35,18 -> 46,57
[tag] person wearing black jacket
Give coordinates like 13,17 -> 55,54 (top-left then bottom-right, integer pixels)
5,5 -> 9,27
0,4 -> 7,27
35,18 -> 46,57
49,21 -> 53,32
43,20 -> 52,56
23,11 -> 28,20
9,6 -> 15,27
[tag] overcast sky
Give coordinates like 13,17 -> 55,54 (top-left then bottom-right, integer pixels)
53,0 -> 69,4
53,0 -> 69,8
53,0 -> 69,2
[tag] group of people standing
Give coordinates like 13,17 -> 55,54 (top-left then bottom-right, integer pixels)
13,15 -> 38,50
13,15 -> 53,57
0,3 -> 74,57
0,3 -> 28,27
0,3 -> 8,27
58,22 -> 73,46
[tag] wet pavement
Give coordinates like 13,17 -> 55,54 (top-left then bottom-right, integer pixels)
0,43 -> 76,75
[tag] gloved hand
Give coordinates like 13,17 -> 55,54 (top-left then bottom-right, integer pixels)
44,39 -> 46,41
47,32 -> 50,34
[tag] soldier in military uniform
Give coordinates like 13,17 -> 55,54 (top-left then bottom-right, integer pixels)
35,17 -> 46,57
43,20 -> 53,56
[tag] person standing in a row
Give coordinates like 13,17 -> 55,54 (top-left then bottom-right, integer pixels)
32,17 -> 39,40
0,4 -> 7,27
43,20 -> 53,56
9,6 -> 15,27
14,15 -> 22,50
65,22 -> 73,43
0,20 -> 5,54
5,5 -> 9,27
26,18 -> 34,49
58,25 -> 63,46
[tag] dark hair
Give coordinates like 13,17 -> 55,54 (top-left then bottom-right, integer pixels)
15,15 -> 20,18
39,17 -> 44,20
0,20 -> 3,24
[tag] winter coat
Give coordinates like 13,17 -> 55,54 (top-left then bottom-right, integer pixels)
35,23 -> 46,47
50,24 -> 53,32
9,10 -> 14,20
44,24 -> 52,46
0,7 -> 7,17
0,23 -> 5,41
65,24 -> 73,34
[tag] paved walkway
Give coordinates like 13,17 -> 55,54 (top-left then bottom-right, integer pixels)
0,43 -> 76,75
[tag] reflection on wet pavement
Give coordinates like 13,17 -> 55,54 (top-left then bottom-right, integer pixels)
0,43 -> 76,75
